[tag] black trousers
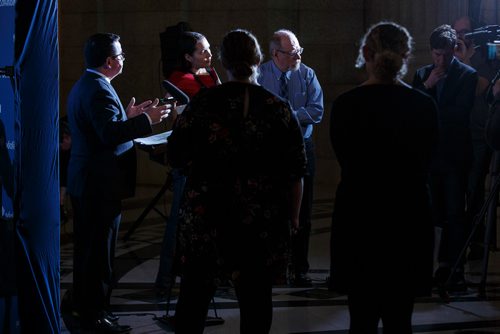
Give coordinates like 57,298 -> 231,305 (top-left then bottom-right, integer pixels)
175,258 -> 273,334
292,137 -> 315,275
348,289 -> 415,334
71,195 -> 121,320
429,170 -> 468,269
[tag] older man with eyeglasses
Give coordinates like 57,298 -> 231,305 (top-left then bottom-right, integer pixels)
258,29 -> 324,287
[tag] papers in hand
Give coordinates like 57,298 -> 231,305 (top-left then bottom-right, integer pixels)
134,130 -> 172,146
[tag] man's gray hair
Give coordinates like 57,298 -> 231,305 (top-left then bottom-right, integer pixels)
269,29 -> 296,56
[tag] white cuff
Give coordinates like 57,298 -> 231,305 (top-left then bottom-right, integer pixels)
144,112 -> 153,125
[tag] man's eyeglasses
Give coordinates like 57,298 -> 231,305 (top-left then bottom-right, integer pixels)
111,52 -> 126,61
277,47 -> 304,57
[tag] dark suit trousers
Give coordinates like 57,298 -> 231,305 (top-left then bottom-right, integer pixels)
292,137 -> 315,275
429,170 -> 468,268
71,195 -> 121,319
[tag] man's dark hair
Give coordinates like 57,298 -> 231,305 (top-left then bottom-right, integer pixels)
84,33 -> 120,68
430,24 -> 457,50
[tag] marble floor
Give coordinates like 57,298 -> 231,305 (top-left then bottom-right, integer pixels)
60,182 -> 500,333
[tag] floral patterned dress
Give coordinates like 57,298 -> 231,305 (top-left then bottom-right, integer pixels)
167,81 -> 307,283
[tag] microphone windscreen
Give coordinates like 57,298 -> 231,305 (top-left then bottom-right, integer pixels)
162,80 -> 190,105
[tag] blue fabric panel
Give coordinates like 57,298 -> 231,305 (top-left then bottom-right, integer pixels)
14,0 -> 60,333
0,296 -> 19,334
0,2 -> 20,333
0,1 -> 16,222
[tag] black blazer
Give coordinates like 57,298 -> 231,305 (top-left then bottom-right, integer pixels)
67,71 -> 152,200
329,84 -> 438,296
413,57 -> 478,171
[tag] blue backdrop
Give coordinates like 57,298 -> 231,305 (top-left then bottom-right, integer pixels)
0,0 -> 16,220
0,1 -> 18,333
0,0 -> 60,333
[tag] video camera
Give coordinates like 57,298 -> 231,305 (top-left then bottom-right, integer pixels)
465,25 -> 500,60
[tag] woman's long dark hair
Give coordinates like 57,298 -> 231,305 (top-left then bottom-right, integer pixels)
178,31 -> 207,73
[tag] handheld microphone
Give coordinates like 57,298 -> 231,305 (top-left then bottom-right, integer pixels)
159,96 -> 176,104
162,80 -> 190,105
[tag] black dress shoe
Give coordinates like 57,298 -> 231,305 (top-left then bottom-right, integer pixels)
105,310 -> 120,323
153,285 -> 171,299
447,272 -> 468,293
82,316 -> 131,333
293,273 -> 313,287
433,267 -> 451,287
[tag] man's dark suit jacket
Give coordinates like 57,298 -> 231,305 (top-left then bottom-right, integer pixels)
67,71 -> 152,200
413,57 -> 478,171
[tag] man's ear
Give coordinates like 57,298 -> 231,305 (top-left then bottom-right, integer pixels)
104,57 -> 112,69
184,53 -> 193,63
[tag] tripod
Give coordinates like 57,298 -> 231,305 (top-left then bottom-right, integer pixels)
130,166 -> 225,328
154,170 -> 225,328
446,151 -> 500,298
441,69 -> 500,299
123,138 -> 171,242
123,173 -> 171,241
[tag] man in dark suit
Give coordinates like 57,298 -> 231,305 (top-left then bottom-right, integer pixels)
67,33 -> 170,333
413,24 -> 477,293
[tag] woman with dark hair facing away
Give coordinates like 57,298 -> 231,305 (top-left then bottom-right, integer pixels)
329,21 -> 439,333
155,30 -> 220,295
167,29 -> 306,333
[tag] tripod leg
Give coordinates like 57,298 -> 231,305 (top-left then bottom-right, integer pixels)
479,159 -> 500,297
211,297 -> 219,318
205,296 -> 225,326
479,229 -> 491,298
445,205 -> 487,292
123,175 -> 171,241
445,158 -> 500,296
165,276 -> 176,316
487,152 -> 500,250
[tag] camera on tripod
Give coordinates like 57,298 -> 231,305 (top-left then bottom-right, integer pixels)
465,25 -> 500,60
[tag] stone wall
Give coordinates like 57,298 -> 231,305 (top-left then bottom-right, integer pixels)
60,0 -> 491,190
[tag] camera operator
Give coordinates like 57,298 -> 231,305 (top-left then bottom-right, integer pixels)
413,24 -> 478,293
453,16 -> 500,262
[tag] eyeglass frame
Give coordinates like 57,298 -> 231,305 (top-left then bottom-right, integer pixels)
111,52 -> 126,61
276,47 -> 304,57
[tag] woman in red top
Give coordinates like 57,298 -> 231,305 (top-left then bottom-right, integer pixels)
167,31 -> 220,99
155,30 -> 220,295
